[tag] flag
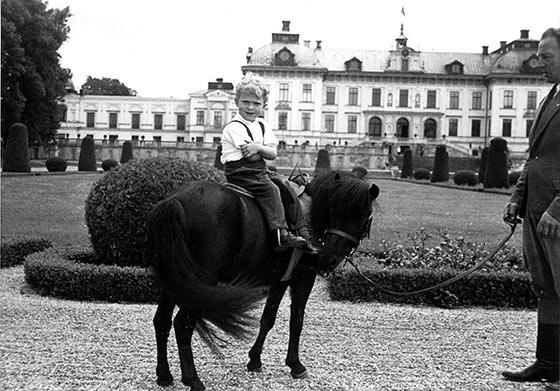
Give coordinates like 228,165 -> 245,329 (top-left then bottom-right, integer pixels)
401,6 -> 405,16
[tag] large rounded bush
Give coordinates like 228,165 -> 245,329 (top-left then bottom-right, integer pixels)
413,168 -> 431,180
85,157 -> 225,267
45,157 -> 67,172
453,170 -> 478,186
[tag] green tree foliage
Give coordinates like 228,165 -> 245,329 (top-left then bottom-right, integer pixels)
431,145 -> 449,183
80,76 -> 136,96
483,137 -> 509,189
1,0 -> 71,143
401,149 -> 413,178
77,136 -> 97,171
120,140 -> 133,163
3,123 -> 31,172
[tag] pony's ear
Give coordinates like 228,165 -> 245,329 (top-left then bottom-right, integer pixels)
369,183 -> 380,200
334,172 -> 341,180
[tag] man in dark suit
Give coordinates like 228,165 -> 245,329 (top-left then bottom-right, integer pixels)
503,28 -> 560,390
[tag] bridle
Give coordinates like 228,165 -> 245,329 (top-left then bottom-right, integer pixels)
322,214 -> 373,262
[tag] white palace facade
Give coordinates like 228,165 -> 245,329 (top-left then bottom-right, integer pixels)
58,21 -> 551,155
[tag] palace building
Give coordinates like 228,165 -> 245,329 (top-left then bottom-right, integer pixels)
58,21 -> 549,155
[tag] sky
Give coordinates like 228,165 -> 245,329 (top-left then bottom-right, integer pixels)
46,0 -> 560,98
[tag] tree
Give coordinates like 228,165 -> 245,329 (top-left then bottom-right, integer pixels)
3,123 -> 31,172
80,76 -> 137,96
1,0 -> 71,143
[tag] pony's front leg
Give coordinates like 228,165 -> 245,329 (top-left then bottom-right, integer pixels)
174,309 -> 205,391
153,293 -> 175,386
285,270 -> 317,379
247,281 -> 289,372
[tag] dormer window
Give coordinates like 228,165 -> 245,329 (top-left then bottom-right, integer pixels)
274,47 -> 295,66
521,54 -> 541,74
445,60 -> 464,75
345,57 -> 362,72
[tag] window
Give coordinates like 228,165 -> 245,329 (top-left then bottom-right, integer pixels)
213,111 -> 223,128
371,88 -> 381,106
368,117 -> 382,137
279,83 -> 289,102
278,112 -> 287,130
504,90 -> 514,109
109,112 -> 117,129
424,119 -> 437,139
415,94 -> 421,108
471,119 -> 481,137
347,115 -> 357,133
451,64 -> 461,73
302,83 -> 312,102
448,118 -> 458,136
426,90 -> 436,108
153,136 -> 162,146
502,118 -> 512,137
86,112 -> 95,128
527,91 -> 537,110
449,91 -> 460,109
401,58 -> 409,71
177,114 -> 186,131
325,114 -> 335,132
526,119 -> 534,137
301,112 -> 311,131
398,89 -> 408,108
177,136 -> 185,143
387,93 -> 393,107
108,135 -> 118,145
326,87 -> 336,105
154,114 -> 163,130
131,135 -> 139,145
472,92 -> 482,110
348,87 -> 358,105
196,111 -> 204,126
131,113 -> 140,129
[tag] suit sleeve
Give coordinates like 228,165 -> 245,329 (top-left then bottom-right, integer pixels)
509,159 -> 528,205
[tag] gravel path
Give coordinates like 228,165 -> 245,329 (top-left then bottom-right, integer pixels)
0,266 -> 545,391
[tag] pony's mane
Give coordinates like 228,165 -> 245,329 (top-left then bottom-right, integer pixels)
308,170 -> 373,236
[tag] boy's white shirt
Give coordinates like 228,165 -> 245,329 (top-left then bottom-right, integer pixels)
221,114 -> 278,164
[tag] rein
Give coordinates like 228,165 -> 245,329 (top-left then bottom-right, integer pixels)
340,220 -> 520,296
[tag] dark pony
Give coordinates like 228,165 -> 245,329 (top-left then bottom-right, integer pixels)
146,170 -> 379,390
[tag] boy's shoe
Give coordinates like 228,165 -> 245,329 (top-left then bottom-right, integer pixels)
297,227 -> 320,255
275,228 -> 306,251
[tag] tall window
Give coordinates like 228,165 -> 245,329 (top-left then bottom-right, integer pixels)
196,111 -> 204,125
415,94 -> 421,108
326,87 -> 336,105
471,119 -> 481,137
325,114 -> 334,132
489,91 -> 493,109
424,119 -> 437,139
371,88 -> 381,106
449,91 -> 460,109
176,114 -> 186,131
448,118 -> 458,136
399,89 -> 408,108
502,118 -> 512,137
278,112 -> 287,130
472,92 -> 482,110
401,58 -> 409,71
153,136 -> 162,146
526,119 -> 534,137
368,117 -> 382,137
109,112 -> 117,129
154,114 -> 163,130
347,115 -> 357,133
302,83 -> 312,102
504,90 -> 514,108
348,87 -> 358,105
527,91 -> 537,110
387,93 -> 393,107
301,112 -> 311,131
426,90 -> 436,108
213,111 -> 223,128
86,112 -> 95,128
279,83 -> 289,102
131,113 -> 140,129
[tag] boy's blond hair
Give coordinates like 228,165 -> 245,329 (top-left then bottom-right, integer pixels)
235,72 -> 270,109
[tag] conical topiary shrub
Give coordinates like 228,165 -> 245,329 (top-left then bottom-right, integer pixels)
120,141 -> 133,164
401,149 -> 413,178
483,137 -> 509,189
478,147 -> 489,184
78,136 -> 97,171
314,148 -> 331,176
3,123 -> 31,172
431,144 -> 449,183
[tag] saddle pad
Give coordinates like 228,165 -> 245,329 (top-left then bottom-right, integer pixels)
223,183 -> 255,199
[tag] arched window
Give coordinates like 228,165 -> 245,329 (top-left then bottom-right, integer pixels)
424,118 -> 437,139
368,117 -> 382,137
58,104 -> 68,122
396,118 -> 409,138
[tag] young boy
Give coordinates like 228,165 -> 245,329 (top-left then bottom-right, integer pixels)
221,73 -> 317,254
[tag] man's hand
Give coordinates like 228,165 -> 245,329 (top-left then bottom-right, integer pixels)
537,211 -> 560,239
503,202 -> 520,224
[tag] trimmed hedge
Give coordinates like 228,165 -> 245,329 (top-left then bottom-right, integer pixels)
120,141 -> 134,164
401,149 -> 413,178
483,137 -> 509,189
45,157 -> 68,172
78,136 -> 97,171
431,145 -> 449,183
453,170 -> 478,186
3,123 -> 31,172
101,158 -> 118,171
1,237 -> 52,268
315,148 -> 331,175
413,168 -> 431,180
24,248 -> 160,303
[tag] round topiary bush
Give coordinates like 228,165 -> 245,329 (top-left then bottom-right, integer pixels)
3,123 -> 31,172
509,171 -> 522,187
120,141 -> 134,163
314,148 -> 331,175
45,157 -> 68,172
413,168 -> 431,180
101,158 -> 118,171
85,157 -> 225,267
453,170 -> 478,186
431,144 -> 449,183
351,165 -> 367,179
78,136 -> 97,171
401,149 -> 413,178
483,137 -> 509,189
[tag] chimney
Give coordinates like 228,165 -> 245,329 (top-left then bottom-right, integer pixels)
216,78 -> 223,83
316,40 -> 322,50
482,46 -> 488,55
304,40 -> 310,48
500,41 -> 507,49
282,20 -> 290,32
520,29 -> 529,39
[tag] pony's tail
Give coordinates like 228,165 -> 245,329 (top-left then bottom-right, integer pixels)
147,197 -> 266,353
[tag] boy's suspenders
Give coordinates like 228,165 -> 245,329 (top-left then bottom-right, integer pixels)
228,120 -> 265,142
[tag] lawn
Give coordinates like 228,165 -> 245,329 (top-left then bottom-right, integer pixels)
0,174 -> 522,252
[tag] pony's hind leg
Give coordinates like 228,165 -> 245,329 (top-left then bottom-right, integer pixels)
247,282 -> 289,372
153,292 -> 175,386
174,309 -> 205,391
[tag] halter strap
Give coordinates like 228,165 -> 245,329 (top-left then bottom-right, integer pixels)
324,228 -> 360,245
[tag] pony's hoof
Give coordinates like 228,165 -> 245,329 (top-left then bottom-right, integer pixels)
156,373 -> 173,386
291,369 -> 309,379
181,378 -> 205,391
247,360 -> 263,372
